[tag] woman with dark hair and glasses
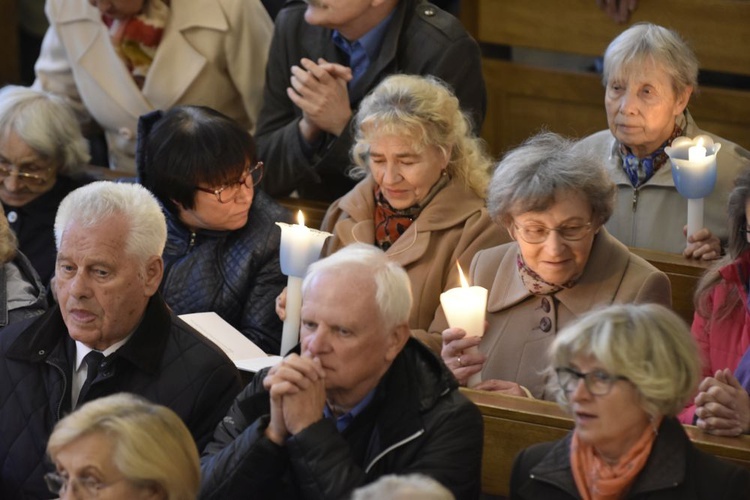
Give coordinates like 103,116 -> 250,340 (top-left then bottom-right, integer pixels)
0,86 -> 90,285
436,133 -> 670,399
138,105 -> 291,354
511,303 -> 750,499
679,168 -> 750,430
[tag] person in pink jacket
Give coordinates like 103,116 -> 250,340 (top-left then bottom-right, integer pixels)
680,168 -> 750,426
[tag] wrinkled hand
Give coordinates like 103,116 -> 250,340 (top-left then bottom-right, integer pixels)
695,369 -> 750,436
262,353 -> 326,443
441,327 -> 486,386
474,379 -> 529,397
683,226 -> 722,260
288,57 -> 353,142
275,288 -> 287,322
596,0 -> 638,23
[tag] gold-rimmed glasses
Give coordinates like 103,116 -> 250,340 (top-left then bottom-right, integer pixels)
194,162 -> 264,204
512,221 -> 594,244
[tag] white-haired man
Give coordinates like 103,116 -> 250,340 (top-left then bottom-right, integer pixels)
257,0 -> 486,201
200,243 -> 483,499
0,182 -> 242,499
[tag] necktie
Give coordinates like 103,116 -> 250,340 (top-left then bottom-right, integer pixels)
77,351 -> 105,408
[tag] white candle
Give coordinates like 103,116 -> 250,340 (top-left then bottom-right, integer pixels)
276,211 -> 332,355
688,144 -> 707,163
440,263 -> 488,388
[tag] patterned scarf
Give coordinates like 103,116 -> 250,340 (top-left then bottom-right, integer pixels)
619,124 -> 682,188
516,254 -> 576,295
571,417 -> 661,500
102,0 -> 170,88
373,173 -> 449,251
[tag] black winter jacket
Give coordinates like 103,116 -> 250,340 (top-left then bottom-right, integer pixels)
0,294 -> 242,499
199,338 -> 484,499
256,0 -> 486,201
511,417 -> 750,499
161,191 -> 291,354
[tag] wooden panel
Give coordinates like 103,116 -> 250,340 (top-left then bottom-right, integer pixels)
478,0 -> 750,76
0,0 -> 19,84
275,196 -> 330,230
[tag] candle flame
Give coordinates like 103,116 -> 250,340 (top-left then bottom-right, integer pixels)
297,210 -> 306,227
456,262 -> 470,288
696,137 -> 704,148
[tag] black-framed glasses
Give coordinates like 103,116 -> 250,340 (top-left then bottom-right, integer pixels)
44,471 -> 127,498
0,159 -> 54,186
740,225 -> 750,243
512,221 -> 594,244
195,161 -> 264,203
555,367 -> 629,397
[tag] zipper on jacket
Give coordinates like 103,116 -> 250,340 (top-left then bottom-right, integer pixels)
46,359 -> 68,421
632,189 -> 639,212
364,429 -> 425,473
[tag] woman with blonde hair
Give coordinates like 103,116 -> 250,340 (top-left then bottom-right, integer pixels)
46,393 -> 199,500
511,303 -> 750,499
319,74 -> 506,351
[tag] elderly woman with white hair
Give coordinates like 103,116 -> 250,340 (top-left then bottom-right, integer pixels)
510,303 -> 750,499
437,133 -> 671,399
579,22 -> 750,258
46,393 -> 200,500
319,74 -> 506,351
0,85 -> 90,284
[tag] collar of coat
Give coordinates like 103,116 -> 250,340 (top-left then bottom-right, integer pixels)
523,417 -> 688,496
485,228 -> 632,316
6,293 -> 172,375
332,175 -> 487,267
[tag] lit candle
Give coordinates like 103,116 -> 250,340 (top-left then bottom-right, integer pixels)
688,138 -> 707,163
439,262 -> 488,388
276,211 -> 332,355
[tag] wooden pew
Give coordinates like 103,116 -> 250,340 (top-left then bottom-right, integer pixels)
469,0 -> 750,157
463,388 -> 750,498
629,247 -> 711,325
275,196 -> 331,230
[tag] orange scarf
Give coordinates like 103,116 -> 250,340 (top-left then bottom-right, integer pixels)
570,417 -> 661,500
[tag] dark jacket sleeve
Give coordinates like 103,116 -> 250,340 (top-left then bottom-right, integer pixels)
189,358 -> 243,453
199,374 -> 289,499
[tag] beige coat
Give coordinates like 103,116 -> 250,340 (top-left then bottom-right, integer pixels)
34,0 -> 272,173
321,176 -> 508,351
432,229 -> 671,399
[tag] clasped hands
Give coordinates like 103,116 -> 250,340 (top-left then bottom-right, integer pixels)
263,353 -> 327,445
683,226 -> 722,261
441,327 -> 528,397
695,368 -> 750,437
288,57 -> 353,143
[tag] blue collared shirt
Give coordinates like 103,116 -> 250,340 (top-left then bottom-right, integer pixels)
323,388 -> 377,433
331,10 -> 395,90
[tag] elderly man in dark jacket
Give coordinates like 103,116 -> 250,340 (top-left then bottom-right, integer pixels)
0,182 -> 242,499
200,243 -> 483,499
257,0 -> 486,201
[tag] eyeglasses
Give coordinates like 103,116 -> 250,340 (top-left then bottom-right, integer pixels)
741,225 -> 750,243
44,471 -> 127,498
194,162 -> 264,203
0,159 -> 54,186
512,221 -> 593,244
555,367 -> 629,397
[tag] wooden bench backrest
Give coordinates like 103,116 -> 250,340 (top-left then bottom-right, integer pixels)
463,388 -> 750,497
472,0 -> 750,156
275,197 -> 331,231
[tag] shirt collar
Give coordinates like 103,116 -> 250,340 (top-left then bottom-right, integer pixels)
332,9 -> 395,62
323,387 -> 377,433
74,333 -> 133,371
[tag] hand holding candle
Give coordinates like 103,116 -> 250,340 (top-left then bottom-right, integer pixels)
439,262 -> 488,388
276,211 -> 332,355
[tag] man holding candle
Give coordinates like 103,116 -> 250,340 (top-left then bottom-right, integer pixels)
200,244 -> 483,499
579,23 -> 750,258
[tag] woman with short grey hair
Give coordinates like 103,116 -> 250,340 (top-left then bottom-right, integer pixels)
0,85 -> 90,284
579,23 -> 750,258
436,132 -> 671,399
510,303 -> 750,499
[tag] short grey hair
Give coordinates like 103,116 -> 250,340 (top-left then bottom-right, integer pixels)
55,182 -> 167,263
0,85 -> 89,176
487,132 -> 615,227
350,74 -> 492,198
602,23 -> 699,95
352,474 -> 455,500
549,303 -> 701,418
302,243 -> 412,332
